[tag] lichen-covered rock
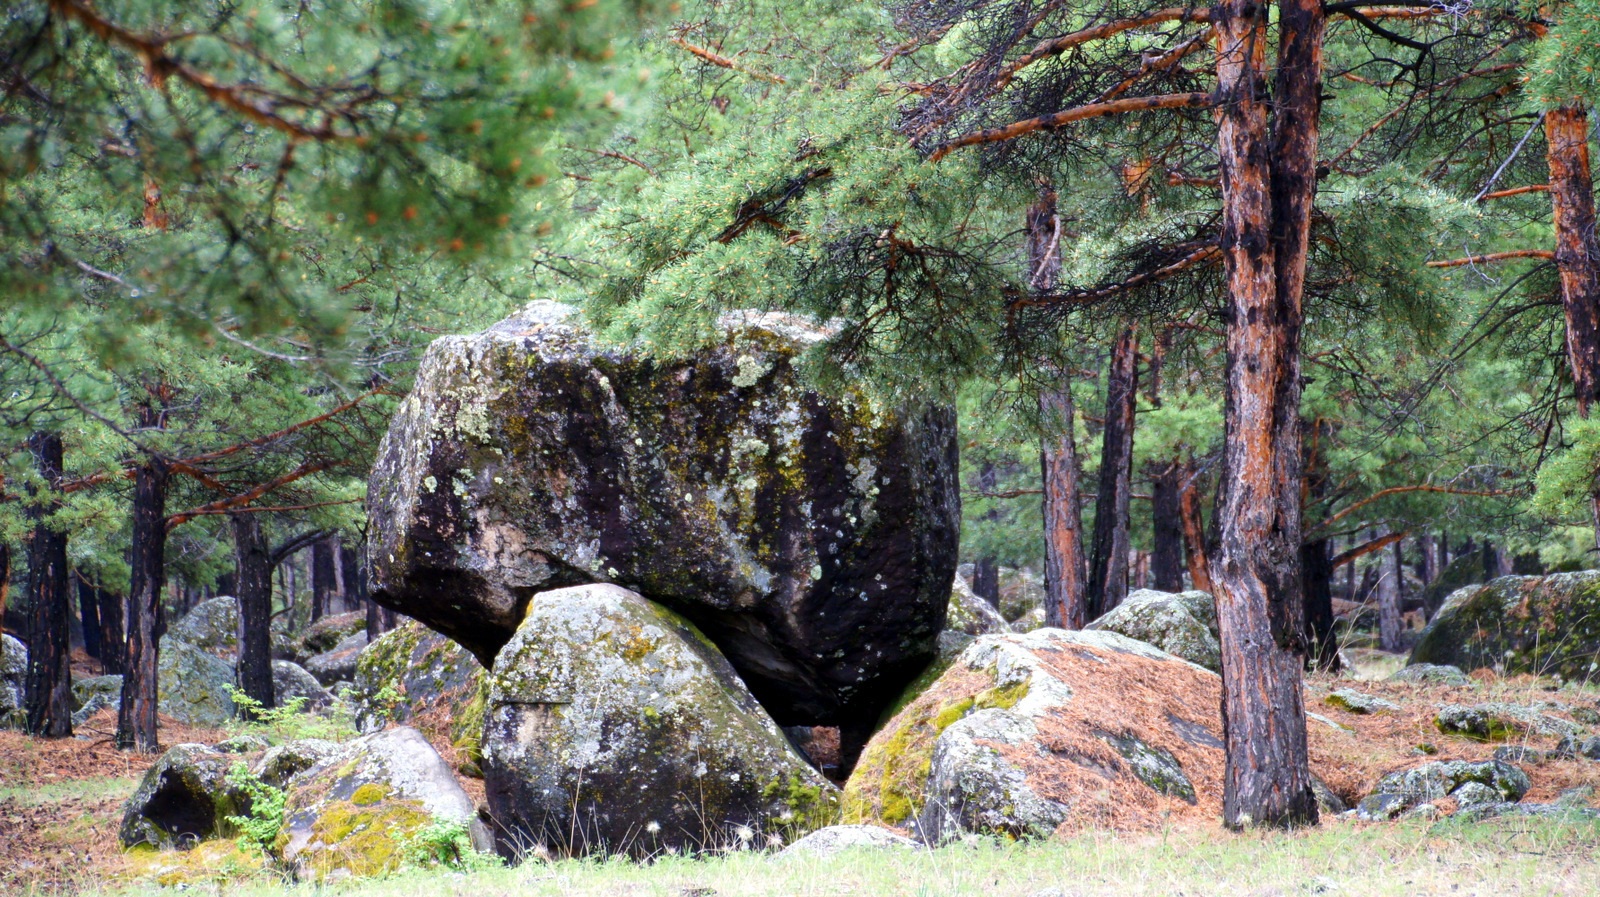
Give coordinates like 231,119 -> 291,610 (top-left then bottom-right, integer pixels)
287,612 -> 368,662
845,629 -> 1234,841
1085,589 -> 1220,672
483,583 -> 838,857
303,631 -> 369,686
350,621 -> 485,754
997,569 -> 1046,623
1010,606 -> 1047,633
778,824 -> 920,856
1409,572 -> 1600,679
366,301 -> 960,732
1325,689 -> 1400,715
276,726 -> 486,880
1390,663 -> 1471,686
273,660 -> 333,709
256,738 -> 341,790
72,674 -> 123,726
1354,759 -> 1529,821
168,597 -> 240,660
2,634 -> 28,728
120,744 -> 252,849
158,638 -> 236,727
123,838 -> 268,887
1434,702 -> 1584,741
946,577 -> 1009,637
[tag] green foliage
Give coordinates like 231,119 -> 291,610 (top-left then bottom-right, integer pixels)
224,762 -> 287,855
1521,0 -> 1600,110
403,816 -> 502,872
226,688 -> 358,744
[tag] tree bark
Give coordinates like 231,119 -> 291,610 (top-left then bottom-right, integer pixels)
1178,459 -> 1215,594
118,407 -> 170,753
78,574 -> 103,664
232,513 -> 275,717
96,583 -> 125,676
24,431 -> 73,738
972,462 -> 1001,609
1040,383 -> 1089,628
1150,461 -> 1185,591
1210,0 -> 1321,828
311,535 -> 337,620
1086,326 -> 1139,619
1378,537 -> 1404,652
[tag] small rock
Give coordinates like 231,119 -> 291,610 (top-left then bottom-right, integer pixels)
1450,781 -> 1502,809
1389,664 -> 1470,686
1572,706 -> 1600,726
1356,759 -> 1528,821
1492,745 -> 1550,765
215,734 -> 270,753
779,824 -> 920,856
1325,689 -> 1399,715
1397,802 -> 1441,822
71,674 -> 123,727
1434,702 -> 1582,741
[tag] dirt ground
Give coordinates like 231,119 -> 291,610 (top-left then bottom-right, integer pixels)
2,654 -> 1599,895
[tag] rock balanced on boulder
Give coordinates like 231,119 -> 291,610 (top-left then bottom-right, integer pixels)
365,301 -> 960,744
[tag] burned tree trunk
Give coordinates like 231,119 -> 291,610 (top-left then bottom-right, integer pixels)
1179,459 -> 1215,594
971,462 -> 1001,608
24,432 -> 73,738
96,583 -> 125,676
118,407 -> 170,753
311,535 -> 337,621
232,513 -> 275,717
1086,326 -> 1138,619
1150,461 -> 1185,592
78,574 -> 102,665
1210,0 -> 1321,829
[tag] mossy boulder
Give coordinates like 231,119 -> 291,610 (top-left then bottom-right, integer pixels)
123,838 -> 269,886
158,638 -> 236,727
350,621 -> 486,770
1084,589 -> 1220,672
277,726 -> 487,880
272,660 -> 333,709
997,568 -> 1046,623
483,583 -> 839,857
366,301 -> 959,732
1,634 -> 26,728
1354,759 -> 1530,821
845,629 -> 1235,842
72,674 -> 123,726
1409,572 -> 1600,679
119,744 -> 253,849
169,597 -> 240,660
286,612 -> 368,662
1433,702 -> 1584,741
303,631 -> 369,686
946,576 -> 1009,637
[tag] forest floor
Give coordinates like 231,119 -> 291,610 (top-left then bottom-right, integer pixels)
2,651 -> 1598,896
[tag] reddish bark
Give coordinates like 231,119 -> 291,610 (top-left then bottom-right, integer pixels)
1086,326 -> 1138,620
118,406 -> 170,753
1210,0 -> 1320,828
1179,460 -> 1215,595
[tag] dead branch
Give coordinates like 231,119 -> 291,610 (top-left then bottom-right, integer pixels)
930,92 -> 1213,162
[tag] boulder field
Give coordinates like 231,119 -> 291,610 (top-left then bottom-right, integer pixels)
364,301 -> 960,740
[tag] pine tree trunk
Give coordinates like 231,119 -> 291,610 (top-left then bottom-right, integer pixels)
1039,383 -> 1088,628
118,410 -> 169,752
1544,107 -> 1600,548
972,462 -> 1001,608
1178,459 -> 1215,594
0,544 -> 9,628
78,574 -> 103,664
1210,0 -> 1321,829
24,432 -> 73,738
312,535 -> 338,619
96,584 -> 125,676
1300,538 -> 1341,670
1086,326 -> 1138,619
1378,538 -> 1403,652
232,513 -> 275,717
1150,461 -> 1185,592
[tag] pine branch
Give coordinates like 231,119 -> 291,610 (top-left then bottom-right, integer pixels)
667,37 -> 787,85
165,460 -> 341,530
1319,484 -> 1517,530
1480,184 -> 1550,199
929,92 -> 1213,162
994,9 -> 1214,93
1425,249 -> 1555,268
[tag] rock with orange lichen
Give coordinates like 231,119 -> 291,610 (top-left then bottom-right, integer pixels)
846,629 -> 1250,842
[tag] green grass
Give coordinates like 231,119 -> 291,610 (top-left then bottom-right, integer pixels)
0,776 -> 138,806
84,814 -> 1600,897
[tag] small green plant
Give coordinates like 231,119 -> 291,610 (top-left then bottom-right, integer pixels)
403,816 -> 501,872
366,683 -> 406,726
226,687 -> 358,743
224,763 -> 287,855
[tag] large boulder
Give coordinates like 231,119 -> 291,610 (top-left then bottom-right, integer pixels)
1085,589 -> 1220,672
1,634 -> 25,727
284,612 -> 368,663
483,583 -> 838,858
303,630 -> 369,686
120,744 -> 253,849
273,661 -> 333,709
158,638 -> 236,727
72,674 -> 123,726
1410,572 -> 1600,679
846,629 -> 1241,840
350,621 -> 485,756
276,726 -> 487,880
366,302 -> 960,732
946,577 -> 1010,638
997,568 -> 1046,623
168,597 -> 240,660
